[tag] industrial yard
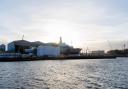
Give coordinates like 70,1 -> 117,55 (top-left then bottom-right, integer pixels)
0,37 -> 118,61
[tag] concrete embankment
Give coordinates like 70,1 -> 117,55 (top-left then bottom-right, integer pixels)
0,55 -> 116,62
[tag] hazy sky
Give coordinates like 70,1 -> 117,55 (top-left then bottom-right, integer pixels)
0,0 -> 128,50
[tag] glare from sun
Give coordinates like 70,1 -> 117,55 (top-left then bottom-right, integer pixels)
43,19 -> 81,46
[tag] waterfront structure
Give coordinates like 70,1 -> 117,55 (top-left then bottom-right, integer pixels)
8,40 -> 45,53
8,40 -> 31,53
107,49 -> 128,57
60,45 -> 81,55
59,37 -> 81,55
37,45 -> 60,57
91,50 -> 105,56
7,38 -> 81,56
0,44 -> 6,52
0,53 -> 21,58
31,41 -> 45,47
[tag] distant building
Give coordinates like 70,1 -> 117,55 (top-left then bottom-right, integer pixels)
31,41 -> 45,47
91,50 -> 105,56
59,37 -> 81,55
37,45 -> 60,57
8,40 -> 31,53
107,49 -> 128,57
7,38 -> 81,56
0,44 -> 6,52
0,53 -> 21,58
8,40 -> 44,53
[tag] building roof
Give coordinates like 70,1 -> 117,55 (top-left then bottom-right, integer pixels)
9,40 -> 45,47
31,41 -> 45,47
10,40 -> 31,46
0,44 -> 5,46
45,43 -> 59,47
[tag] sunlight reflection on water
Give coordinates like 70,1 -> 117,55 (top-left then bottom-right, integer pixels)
0,58 -> 128,89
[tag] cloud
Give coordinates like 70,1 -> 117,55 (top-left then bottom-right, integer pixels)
0,0 -> 128,50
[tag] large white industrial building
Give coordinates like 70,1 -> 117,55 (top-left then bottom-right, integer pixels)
37,46 -> 60,57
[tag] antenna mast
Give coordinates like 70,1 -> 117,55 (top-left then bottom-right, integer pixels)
22,35 -> 24,40
123,44 -> 126,50
59,37 -> 62,44
107,40 -> 113,50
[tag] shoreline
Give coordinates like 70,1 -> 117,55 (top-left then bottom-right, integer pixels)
0,55 -> 117,62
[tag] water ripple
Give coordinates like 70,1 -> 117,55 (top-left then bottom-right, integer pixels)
0,58 -> 128,89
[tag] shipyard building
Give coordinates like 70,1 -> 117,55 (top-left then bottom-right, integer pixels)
8,40 -> 31,53
59,37 -> 81,55
0,44 -> 6,52
7,40 -> 60,57
7,38 -> 81,57
91,50 -> 105,56
8,40 -> 44,53
37,46 -> 60,57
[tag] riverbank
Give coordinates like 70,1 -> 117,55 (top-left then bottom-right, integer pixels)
0,55 -> 116,62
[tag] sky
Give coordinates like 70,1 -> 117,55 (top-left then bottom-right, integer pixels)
0,0 -> 128,51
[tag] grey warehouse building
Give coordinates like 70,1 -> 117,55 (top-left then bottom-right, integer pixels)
0,44 -> 6,52
8,40 -> 44,53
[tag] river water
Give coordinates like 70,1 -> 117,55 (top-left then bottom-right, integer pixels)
0,58 -> 128,89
